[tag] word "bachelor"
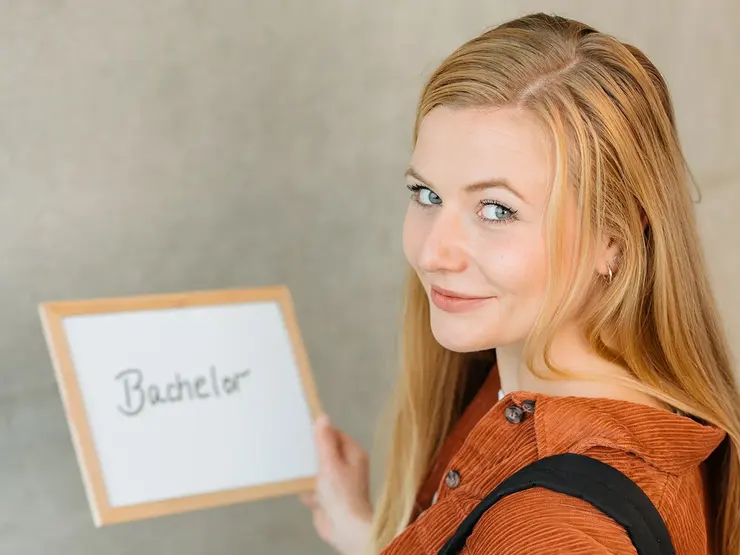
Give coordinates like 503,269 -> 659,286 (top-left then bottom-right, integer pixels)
115,366 -> 251,417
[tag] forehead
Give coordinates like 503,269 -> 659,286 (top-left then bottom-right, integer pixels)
411,106 -> 553,200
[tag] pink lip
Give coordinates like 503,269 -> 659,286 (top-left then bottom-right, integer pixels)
430,286 -> 494,313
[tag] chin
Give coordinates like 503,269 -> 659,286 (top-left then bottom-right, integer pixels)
428,316 -> 497,353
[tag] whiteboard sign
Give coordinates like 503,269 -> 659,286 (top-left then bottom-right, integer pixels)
38,286 -> 322,525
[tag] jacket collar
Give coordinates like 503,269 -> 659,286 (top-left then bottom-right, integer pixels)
501,390 -> 726,475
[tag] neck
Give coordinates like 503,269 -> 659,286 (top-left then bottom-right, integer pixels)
495,322 -> 665,409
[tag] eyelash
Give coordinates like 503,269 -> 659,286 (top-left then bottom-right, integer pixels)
406,183 -> 518,226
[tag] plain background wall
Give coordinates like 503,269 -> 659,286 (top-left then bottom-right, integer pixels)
1,1 -> 738,553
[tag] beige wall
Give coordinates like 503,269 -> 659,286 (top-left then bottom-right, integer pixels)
1,1 -> 738,553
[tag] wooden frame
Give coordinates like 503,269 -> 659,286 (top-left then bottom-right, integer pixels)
38,285 -> 322,526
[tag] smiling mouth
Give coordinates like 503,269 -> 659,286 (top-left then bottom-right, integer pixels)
430,287 -> 495,313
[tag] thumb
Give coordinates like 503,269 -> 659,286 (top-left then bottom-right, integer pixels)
315,414 -> 341,470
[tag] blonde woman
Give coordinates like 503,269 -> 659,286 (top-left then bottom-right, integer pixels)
301,12 -> 739,555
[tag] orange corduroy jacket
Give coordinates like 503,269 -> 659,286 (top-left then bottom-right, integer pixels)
381,368 -> 725,555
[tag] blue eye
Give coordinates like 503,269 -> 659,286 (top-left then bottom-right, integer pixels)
480,202 -> 514,222
405,183 -> 518,226
418,188 -> 441,205
407,184 -> 442,206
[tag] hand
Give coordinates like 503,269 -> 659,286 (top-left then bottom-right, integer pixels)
301,414 -> 374,555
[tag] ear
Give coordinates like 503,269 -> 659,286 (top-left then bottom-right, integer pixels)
596,236 -> 621,279
596,209 -> 647,279
640,208 -> 649,231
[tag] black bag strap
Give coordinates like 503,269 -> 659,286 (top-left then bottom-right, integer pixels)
437,453 -> 674,555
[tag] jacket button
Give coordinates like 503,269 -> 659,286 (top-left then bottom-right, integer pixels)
505,405 -> 524,424
521,399 -> 536,414
445,469 -> 461,488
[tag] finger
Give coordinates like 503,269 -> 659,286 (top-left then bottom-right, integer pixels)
314,414 -> 341,470
335,429 -> 367,466
312,508 -> 333,543
300,492 -> 318,509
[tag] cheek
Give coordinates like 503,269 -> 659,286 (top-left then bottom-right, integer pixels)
477,232 -> 548,297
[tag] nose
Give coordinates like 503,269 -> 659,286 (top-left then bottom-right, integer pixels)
417,209 -> 468,274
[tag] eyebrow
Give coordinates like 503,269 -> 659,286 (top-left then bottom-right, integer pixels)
404,166 -> 527,204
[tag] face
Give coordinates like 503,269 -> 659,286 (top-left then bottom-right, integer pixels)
403,106 -> 562,353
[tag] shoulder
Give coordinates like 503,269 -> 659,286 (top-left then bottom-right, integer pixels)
461,447 -> 712,555
463,485 -> 636,554
426,393 -> 722,554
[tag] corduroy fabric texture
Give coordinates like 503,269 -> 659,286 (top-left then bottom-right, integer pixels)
382,369 -> 725,555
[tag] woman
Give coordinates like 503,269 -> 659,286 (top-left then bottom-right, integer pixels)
301,12 -> 740,555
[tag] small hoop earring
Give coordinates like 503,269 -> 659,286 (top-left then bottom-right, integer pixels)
607,262 -> 613,283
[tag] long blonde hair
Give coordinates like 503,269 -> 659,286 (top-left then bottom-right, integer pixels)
368,13 -> 740,554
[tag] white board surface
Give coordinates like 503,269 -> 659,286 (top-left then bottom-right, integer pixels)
40,287 -> 321,524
